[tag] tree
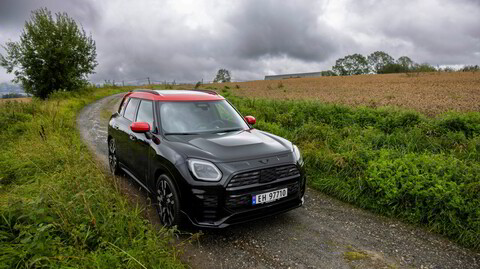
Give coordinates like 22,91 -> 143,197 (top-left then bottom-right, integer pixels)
378,63 -> 409,74
213,69 -> 231,83
332,54 -> 369,76
460,65 -> 479,72
412,63 -> 437,72
2,93 -> 24,99
368,51 -> 394,74
0,8 -> 97,99
396,56 -> 415,71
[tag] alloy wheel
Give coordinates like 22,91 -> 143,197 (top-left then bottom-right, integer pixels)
108,138 -> 118,174
156,177 -> 176,226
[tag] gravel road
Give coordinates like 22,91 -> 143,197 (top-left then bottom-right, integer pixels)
77,93 -> 479,269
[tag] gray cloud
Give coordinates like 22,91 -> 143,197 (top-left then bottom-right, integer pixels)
224,0 -> 341,62
345,0 -> 480,65
0,0 -> 100,28
1,0 -> 479,84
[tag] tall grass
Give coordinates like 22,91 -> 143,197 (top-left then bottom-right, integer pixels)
0,88 -> 184,268
224,90 -> 480,250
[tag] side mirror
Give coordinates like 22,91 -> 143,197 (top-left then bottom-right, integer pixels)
130,122 -> 150,133
244,116 -> 256,125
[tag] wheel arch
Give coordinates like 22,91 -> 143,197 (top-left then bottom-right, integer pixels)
153,165 -> 183,200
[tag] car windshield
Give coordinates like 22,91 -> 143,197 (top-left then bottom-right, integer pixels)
160,100 -> 249,134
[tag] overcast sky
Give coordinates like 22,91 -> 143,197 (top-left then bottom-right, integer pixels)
1,0 -> 479,84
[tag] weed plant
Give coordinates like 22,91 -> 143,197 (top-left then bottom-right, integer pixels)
0,88 -> 184,268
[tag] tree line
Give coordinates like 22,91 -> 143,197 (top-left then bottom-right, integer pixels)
324,51 -> 479,76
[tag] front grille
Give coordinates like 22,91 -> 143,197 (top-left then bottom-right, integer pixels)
225,182 -> 300,210
227,164 -> 300,188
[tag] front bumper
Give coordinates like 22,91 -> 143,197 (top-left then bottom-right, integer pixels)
180,163 -> 306,228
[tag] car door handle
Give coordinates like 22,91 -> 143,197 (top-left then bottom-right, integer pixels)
129,134 -> 136,141
113,124 -> 119,130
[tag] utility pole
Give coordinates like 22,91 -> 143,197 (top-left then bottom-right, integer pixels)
122,80 -> 125,87
147,77 -> 151,85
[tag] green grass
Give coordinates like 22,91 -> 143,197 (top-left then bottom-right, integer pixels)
0,88 -> 184,268
222,90 -> 480,250
344,251 -> 369,261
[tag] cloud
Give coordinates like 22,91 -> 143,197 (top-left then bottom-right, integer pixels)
0,0 -> 479,84
341,0 -> 480,65
224,0 -> 342,62
0,0 -> 100,28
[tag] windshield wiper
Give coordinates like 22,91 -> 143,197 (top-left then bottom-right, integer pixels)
214,128 -> 244,133
164,132 -> 200,135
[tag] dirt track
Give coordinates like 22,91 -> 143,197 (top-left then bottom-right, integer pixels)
76,93 -> 479,269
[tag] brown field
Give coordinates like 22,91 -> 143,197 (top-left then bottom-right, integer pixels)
0,97 -> 31,105
217,72 -> 480,116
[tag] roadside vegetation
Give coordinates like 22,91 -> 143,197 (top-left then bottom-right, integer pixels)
0,88 -> 184,268
221,89 -> 480,250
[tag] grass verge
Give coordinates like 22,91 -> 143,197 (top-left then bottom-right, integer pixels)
222,90 -> 480,250
0,88 -> 184,268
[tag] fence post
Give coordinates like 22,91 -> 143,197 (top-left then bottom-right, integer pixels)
122,80 -> 125,87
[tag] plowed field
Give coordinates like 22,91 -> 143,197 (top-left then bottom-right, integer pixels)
220,72 -> 480,116
0,97 -> 31,104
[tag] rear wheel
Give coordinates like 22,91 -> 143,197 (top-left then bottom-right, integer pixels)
108,138 -> 120,175
155,174 -> 182,227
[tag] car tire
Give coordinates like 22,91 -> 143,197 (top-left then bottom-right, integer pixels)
108,138 -> 120,175
155,174 -> 182,227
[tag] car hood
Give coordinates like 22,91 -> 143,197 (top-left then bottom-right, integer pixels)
165,129 -> 293,162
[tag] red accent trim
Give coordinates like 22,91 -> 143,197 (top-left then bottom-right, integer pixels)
244,116 -> 256,125
128,91 -> 225,101
130,122 -> 150,133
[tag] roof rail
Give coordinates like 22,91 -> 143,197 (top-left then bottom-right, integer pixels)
132,89 -> 160,95
189,89 -> 218,95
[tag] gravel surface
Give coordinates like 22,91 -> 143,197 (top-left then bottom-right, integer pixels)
77,94 -> 480,269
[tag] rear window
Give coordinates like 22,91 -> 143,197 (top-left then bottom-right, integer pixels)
124,98 -> 140,122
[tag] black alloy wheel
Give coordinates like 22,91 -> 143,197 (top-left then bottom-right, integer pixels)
108,138 -> 120,175
155,174 -> 181,227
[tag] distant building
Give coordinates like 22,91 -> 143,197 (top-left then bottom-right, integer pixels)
264,71 -> 322,80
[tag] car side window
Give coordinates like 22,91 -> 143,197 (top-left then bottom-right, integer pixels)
118,97 -> 128,114
124,98 -> 140,122
136,100 -> 154,131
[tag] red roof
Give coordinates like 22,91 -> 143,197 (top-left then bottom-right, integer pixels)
125,90 -> 225,101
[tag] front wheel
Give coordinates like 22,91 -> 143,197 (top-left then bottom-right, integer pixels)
154,174 -> 182,227
108,138 -> 120,175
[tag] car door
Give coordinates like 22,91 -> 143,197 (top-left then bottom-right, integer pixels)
130,99 -> 155,183
117,97 -> 140,171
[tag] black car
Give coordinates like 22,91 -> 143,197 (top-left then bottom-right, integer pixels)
108,89 -> 306,228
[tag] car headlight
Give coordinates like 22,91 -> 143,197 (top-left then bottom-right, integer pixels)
292,144 -> 303,164
187,159 -> 222,181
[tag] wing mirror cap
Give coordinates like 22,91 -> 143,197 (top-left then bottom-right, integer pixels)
244,116 -> 256,125
130,122 -> 150,133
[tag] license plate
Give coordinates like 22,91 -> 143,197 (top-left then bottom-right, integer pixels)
252,188 -> 288,205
